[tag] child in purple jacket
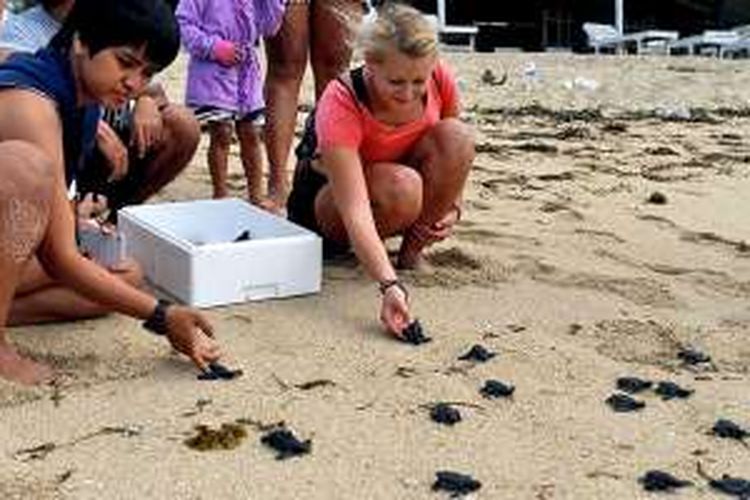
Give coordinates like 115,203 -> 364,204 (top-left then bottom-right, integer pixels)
176,0 -> 284,205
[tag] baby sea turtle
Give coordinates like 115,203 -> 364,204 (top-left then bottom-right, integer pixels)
458,344 -> 496,362
605,393 -> 645,413
677,348 -> 711,365
233,230 -> 251,242
709,475 -> 750,498
430,403 -> 462,426
197,362 -> 244,381
639,470 -> 692,492
260,427 -> 311,460
480,379 -> 515,399
616,376 -> 653,394
432,470 -> 482,496
646,191 -> 667,205
401,319 -> 432,345
654,381 -> 693,400
712,419 -> 749,441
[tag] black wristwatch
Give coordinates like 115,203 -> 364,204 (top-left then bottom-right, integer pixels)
142,299 -> 172,336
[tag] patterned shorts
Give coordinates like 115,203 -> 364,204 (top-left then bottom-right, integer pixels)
192,106 -> 265,126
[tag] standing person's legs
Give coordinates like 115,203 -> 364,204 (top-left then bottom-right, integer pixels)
207,121 -> 234,199
0,141 -> 55,384
236,118 -> 265,205
263,2 -> 310,207
397,119 -> 474,268
310,0 -> 362,98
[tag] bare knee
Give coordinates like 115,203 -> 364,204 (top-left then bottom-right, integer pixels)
209,122 -> 234,150
428,119 -> 475,171
370,166 -> 423,224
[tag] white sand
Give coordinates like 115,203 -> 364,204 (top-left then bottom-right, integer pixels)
1,51 -> 750,499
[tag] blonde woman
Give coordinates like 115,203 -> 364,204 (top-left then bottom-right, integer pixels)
287,3 -> 474,337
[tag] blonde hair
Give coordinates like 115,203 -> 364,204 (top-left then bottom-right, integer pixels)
357,2 -> 438,63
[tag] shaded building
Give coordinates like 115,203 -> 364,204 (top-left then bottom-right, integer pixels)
408,0 -> 750,51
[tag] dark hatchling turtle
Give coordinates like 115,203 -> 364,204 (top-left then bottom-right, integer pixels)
616,376 -> 653,394
260,427 -> 311,460
712,419 -> 749,441
677,347 -> 711,365
480,380 -> 515,399
709,475 -> 750,498
697,463 -> 750,498
458,344 -> 496,362
432,471 -> 482,497
605,393 -> 645,413
654,381 -> 693,400
401,319 -> 432,345
639,470 -> 692,492
430,403 -> 462,426
197,361 -> 243,381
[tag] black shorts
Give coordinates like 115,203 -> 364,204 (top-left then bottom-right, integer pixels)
287,159 -> 350,258
77,105 -> 151,222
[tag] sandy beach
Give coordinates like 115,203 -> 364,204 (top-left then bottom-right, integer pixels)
2,50 -> 750,499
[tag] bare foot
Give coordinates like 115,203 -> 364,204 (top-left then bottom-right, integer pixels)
257,197 -> 286,216
396,247 -> 427,270
0,342 -> 54,385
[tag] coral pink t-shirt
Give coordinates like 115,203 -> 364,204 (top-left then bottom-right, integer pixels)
315,60 -> 459,164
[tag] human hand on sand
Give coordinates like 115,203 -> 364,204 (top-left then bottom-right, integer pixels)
164,306 -> 221,371
380,285 -> 411,336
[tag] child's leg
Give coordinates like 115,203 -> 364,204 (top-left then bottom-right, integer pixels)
207,121 -> 234,199
236,120 -> 264,206
0,141 -> 55,384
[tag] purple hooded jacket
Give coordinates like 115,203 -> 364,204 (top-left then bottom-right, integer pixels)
176,0 -> 284,114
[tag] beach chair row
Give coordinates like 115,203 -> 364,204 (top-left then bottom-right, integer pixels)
583,22 -> 750,58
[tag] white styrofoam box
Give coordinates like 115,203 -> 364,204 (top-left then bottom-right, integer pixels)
119,198 -> 321,308
78,222 -> 127,268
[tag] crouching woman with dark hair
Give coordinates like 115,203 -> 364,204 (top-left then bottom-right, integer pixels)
0,0 -> 220,384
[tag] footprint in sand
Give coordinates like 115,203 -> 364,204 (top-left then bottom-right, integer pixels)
591,319 -> 681,366
455,228 -> 541,248
407,248 -> 509,289
640,161 -> 710,182
511,256 -> 678,308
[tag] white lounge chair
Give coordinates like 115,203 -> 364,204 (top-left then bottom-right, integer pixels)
720,25 -> 750,58
723,38 -> 750,58
583,22 -> 678,55
620,29 -> 679,54
583,22 -> 623,53
668,30 -> 741,57
434,0 -> 477,49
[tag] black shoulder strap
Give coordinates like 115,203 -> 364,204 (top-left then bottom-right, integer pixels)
349,66 -> 370,108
